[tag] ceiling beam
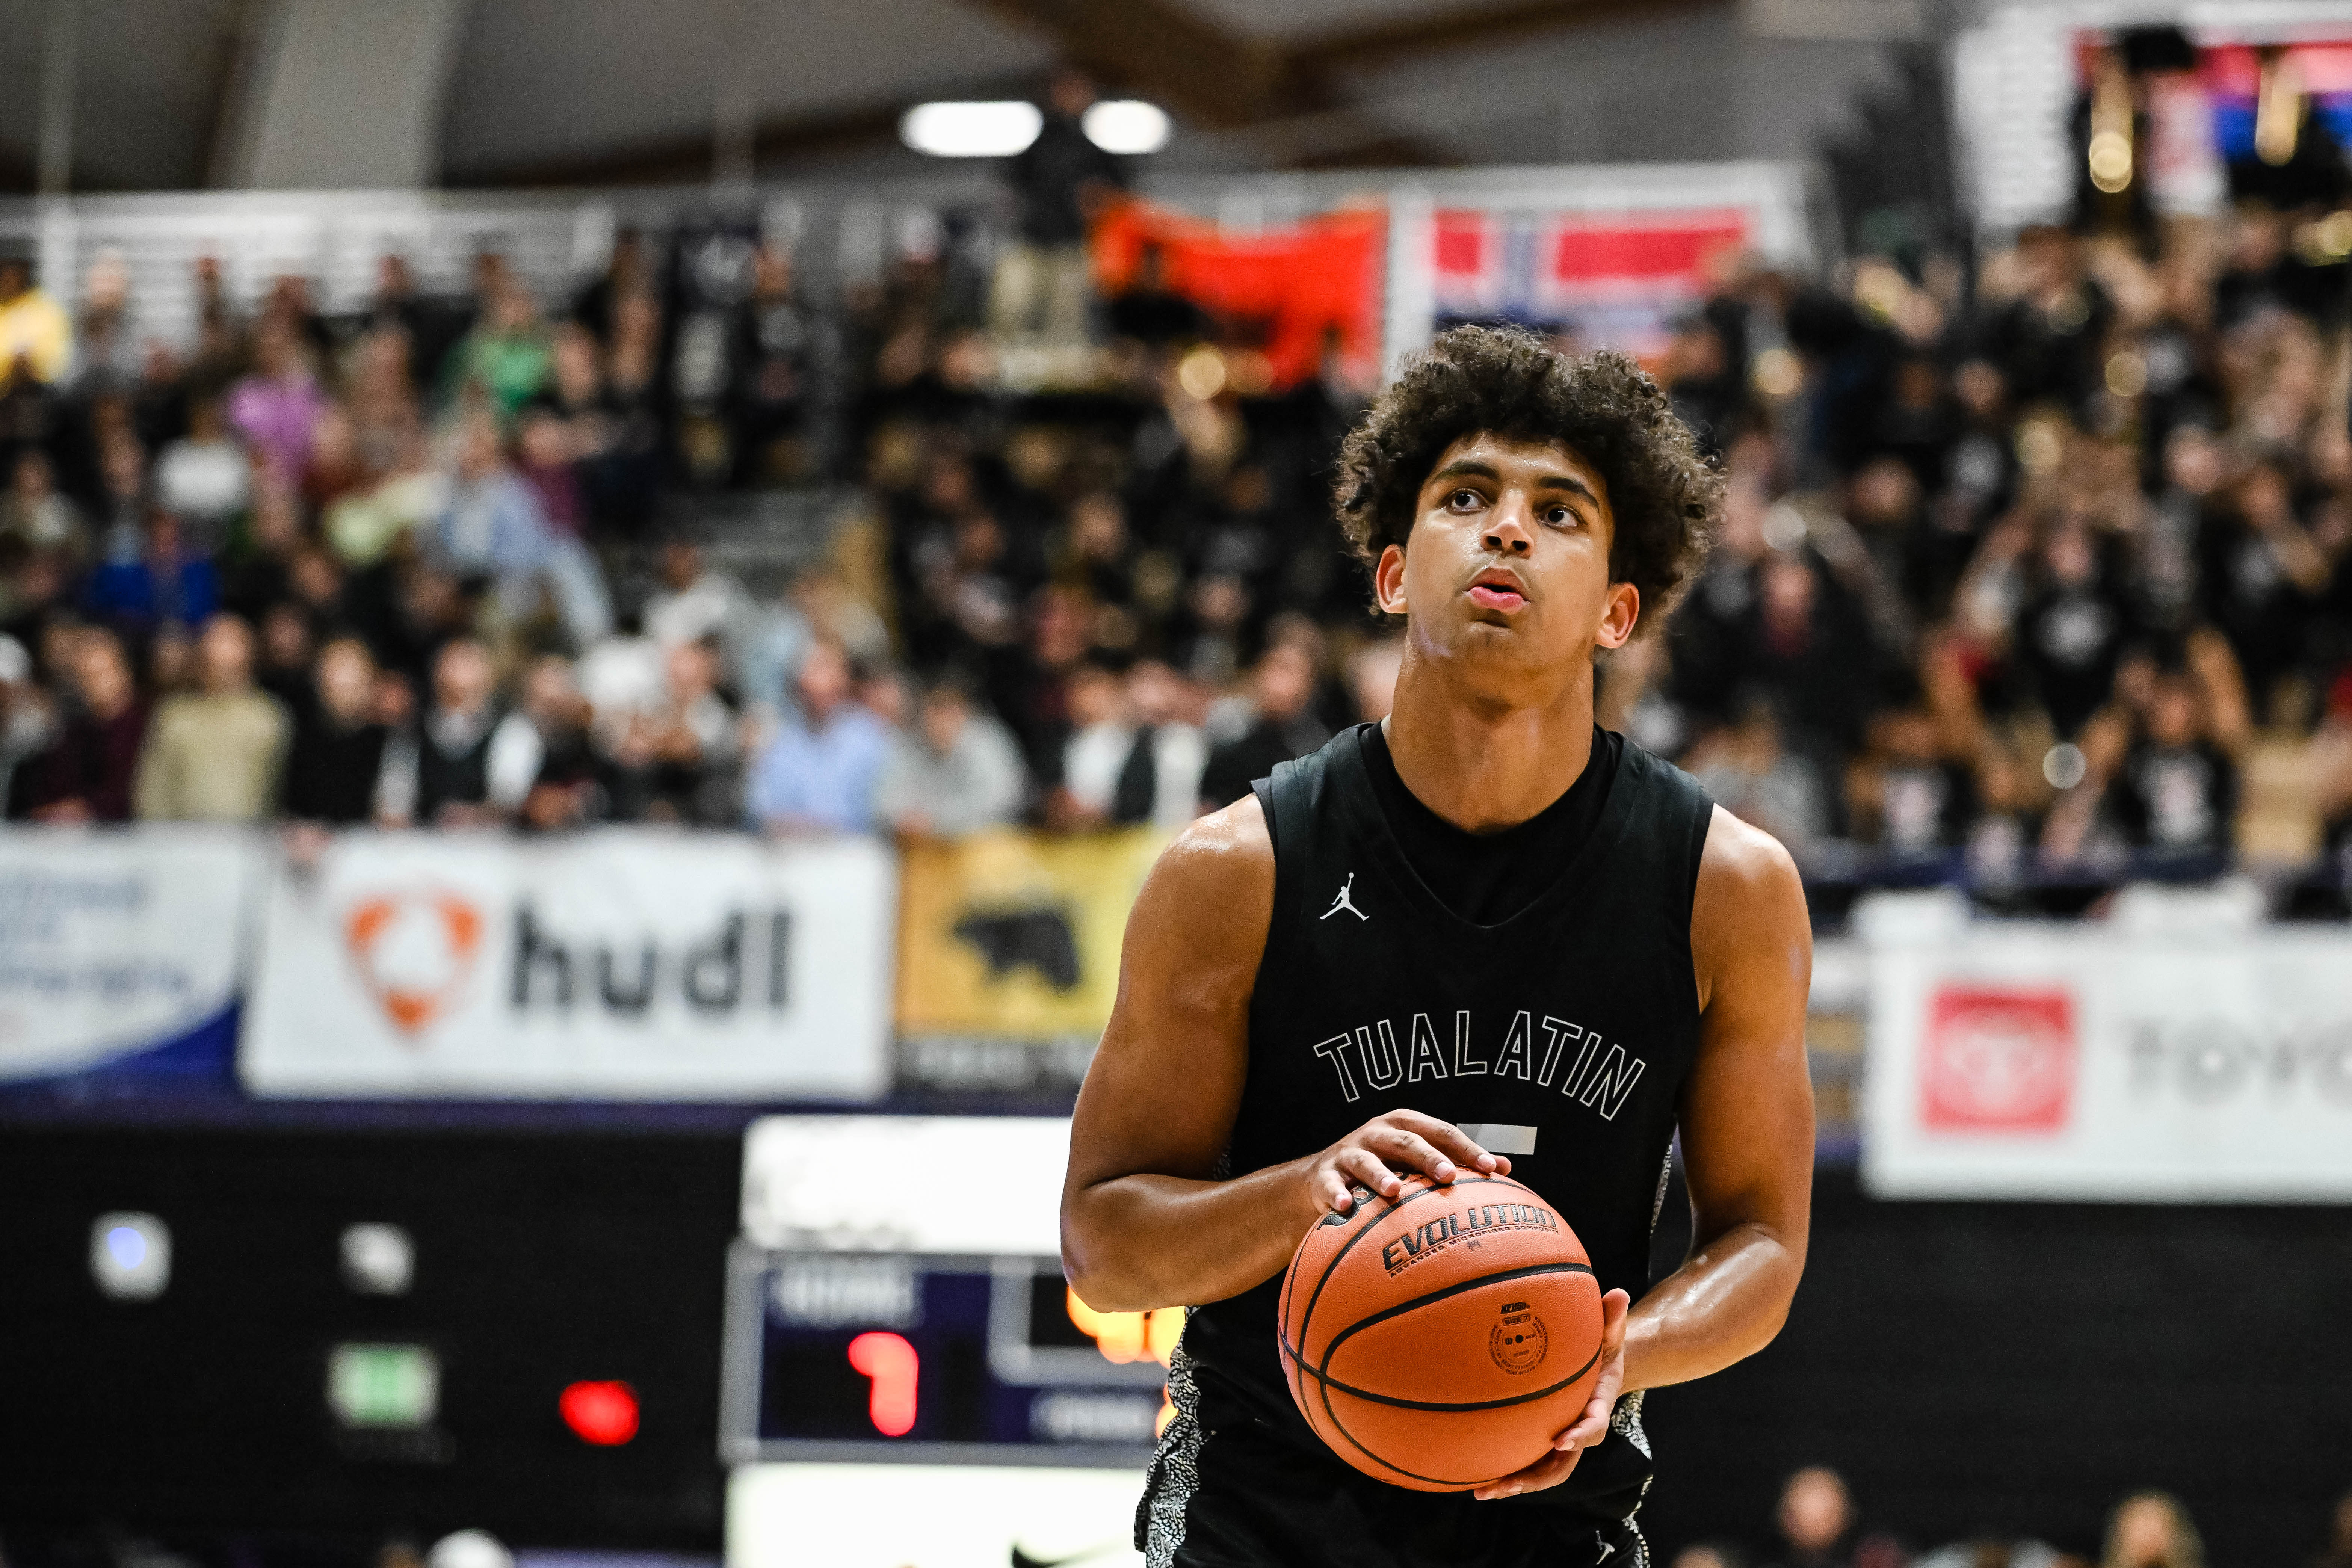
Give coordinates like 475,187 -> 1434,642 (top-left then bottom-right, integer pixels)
1294,0 -> 1721,77
449,0 -> 1724,190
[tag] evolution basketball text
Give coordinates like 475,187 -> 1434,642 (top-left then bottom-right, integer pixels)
1378,1199 -> 1561,1275
1311,1009 -> 1647,1119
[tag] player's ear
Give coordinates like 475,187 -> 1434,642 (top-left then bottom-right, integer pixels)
1375,542 -> 1408,615
1595,580 -> 1639,650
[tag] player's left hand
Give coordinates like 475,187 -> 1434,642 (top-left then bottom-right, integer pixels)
1471,1287 -> 1630,1501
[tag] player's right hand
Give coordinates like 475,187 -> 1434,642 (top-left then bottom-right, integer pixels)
1306,1111 -> 1509,1215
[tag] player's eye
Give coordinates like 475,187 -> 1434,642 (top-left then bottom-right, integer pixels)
1543,505 -> 1576,527
1448,488 -> 1483,510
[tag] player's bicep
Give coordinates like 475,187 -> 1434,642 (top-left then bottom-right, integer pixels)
1065,798 -> 1274,1195
1679,809 -> 1814,1245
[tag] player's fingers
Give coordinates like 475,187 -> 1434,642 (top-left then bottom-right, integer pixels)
1559,1397 -> 1613,1450
1319,1169 -> 1357,1213
1388,1112 -> 1501,1173
1473,1446 -> 1580,1500
1338,1148 -> 1404,1198
1372,1129 -> 1461,1182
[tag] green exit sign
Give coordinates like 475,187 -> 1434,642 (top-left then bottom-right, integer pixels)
327,1343 -> 440,1428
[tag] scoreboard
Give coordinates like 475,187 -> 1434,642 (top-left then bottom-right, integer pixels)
722,1115 -> 1172,1467
719,1249 -> 1175,1464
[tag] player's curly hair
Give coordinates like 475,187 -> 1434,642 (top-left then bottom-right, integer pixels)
1332,326 -> 1720,630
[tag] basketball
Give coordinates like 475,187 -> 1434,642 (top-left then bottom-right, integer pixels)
1277,1170 -> 1606,1492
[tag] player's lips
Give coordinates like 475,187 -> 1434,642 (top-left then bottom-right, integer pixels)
1466,568 -> 1528,612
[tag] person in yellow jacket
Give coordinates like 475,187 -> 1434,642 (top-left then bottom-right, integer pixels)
0,255 -> 72,389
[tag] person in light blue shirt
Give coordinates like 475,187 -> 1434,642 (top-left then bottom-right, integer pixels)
744,637 -> 890,834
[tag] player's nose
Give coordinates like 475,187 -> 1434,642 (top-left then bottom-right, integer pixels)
1483,502 -> 1535,553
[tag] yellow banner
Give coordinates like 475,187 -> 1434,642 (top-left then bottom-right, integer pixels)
894,828 -> 1167,1039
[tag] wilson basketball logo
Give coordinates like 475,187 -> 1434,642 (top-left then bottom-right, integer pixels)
1920,986 -> 2078,1132
343,889 -> 485,1037
1489,1302 -> 1547,1375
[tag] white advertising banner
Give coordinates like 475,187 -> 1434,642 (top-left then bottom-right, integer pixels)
1864,924 -> 2352,1201
243,831 -> 894,1100
0,826 -> 263,1081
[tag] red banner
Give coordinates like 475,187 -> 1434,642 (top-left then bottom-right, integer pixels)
1092,200 -> 1385,388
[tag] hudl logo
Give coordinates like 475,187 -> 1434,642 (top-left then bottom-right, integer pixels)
340,889 -> 793,1038
1920,985 -> 2077,1132
344,890 -> 483,1035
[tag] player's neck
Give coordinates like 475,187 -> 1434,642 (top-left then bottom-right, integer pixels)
1381,654 -> 1596,835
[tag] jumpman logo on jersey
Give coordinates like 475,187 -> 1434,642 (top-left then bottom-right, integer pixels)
1320,873 -> 1369,922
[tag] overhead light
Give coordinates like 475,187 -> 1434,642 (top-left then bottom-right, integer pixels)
1083,100 -> 1171,155
901,101 -> 1042,157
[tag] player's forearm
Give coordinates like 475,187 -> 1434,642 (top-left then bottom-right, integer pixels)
1062,1158 -> 1321,1313
1618,1217 -> 1804,1394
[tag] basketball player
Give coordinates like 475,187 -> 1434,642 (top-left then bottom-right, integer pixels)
1062,327 -> 1815,1568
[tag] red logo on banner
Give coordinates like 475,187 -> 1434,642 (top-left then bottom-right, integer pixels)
1920,986 -> 2078,1132
343,890 -> 484,1037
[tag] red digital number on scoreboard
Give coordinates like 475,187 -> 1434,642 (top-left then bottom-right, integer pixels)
846,1331 -> 919,1436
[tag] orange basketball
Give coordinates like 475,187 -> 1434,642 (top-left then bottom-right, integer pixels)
1277,1170 -> 1604,1492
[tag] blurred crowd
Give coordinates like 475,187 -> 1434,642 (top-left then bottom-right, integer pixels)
8,166 -> 2352,890
1672,1467 -> 2352,1568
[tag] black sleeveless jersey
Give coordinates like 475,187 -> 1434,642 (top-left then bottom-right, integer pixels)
1144,722 -> 1715,1560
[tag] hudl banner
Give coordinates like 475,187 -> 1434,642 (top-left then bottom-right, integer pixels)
243,831 -> 894,1100
0,826 -> 262,1089
1864,923 -> 2352,1201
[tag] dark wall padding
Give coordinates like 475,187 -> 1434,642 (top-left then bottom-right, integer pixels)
1641,1168 -> 2352,1568
0,1127 -> 738,1551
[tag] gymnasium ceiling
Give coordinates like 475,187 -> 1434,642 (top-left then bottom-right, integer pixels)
0,0 -> 1910,193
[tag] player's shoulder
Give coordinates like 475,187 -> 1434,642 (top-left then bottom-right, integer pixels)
1152,791 -> 1274,891
1696,804 -> 1803,902
1123,793 -> 1276,967
1691,804 -> 1811,1006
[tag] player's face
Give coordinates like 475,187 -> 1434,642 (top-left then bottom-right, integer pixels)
1375,433 -> 1639,693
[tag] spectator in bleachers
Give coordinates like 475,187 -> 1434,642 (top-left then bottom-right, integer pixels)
1687,697 -> 1829,860
279,636 -> 390,826
643,537 -> 756,655
378,636 -> 539,828
1050,661 -> 1131,830
515,653 -> 605,831
604,639 -> 740,825
133,612 -> 287,822
11,627 -> 144,822
1347,636 -> 1404,724
432,408 -> 606,647
152,396 -> 252,547
2103,668 -> 2240,863
992,68 -> 1124,349
744,636 -> 888,834
1200,640 -> 1331,809
441,279 -> 551,417
83,511 -> 219,639
0,631 -> 45,807
1844,705 -> 1978,860
3,450 -> 84,560
1115,659 -> 1206,828
1764,1467 -> 1854,1568
0,252 -> 71,390
875,673 -> 1027,839
227,319 -> 327,489
2100,1492 -> 2204,1568
730,243 -> 822,486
